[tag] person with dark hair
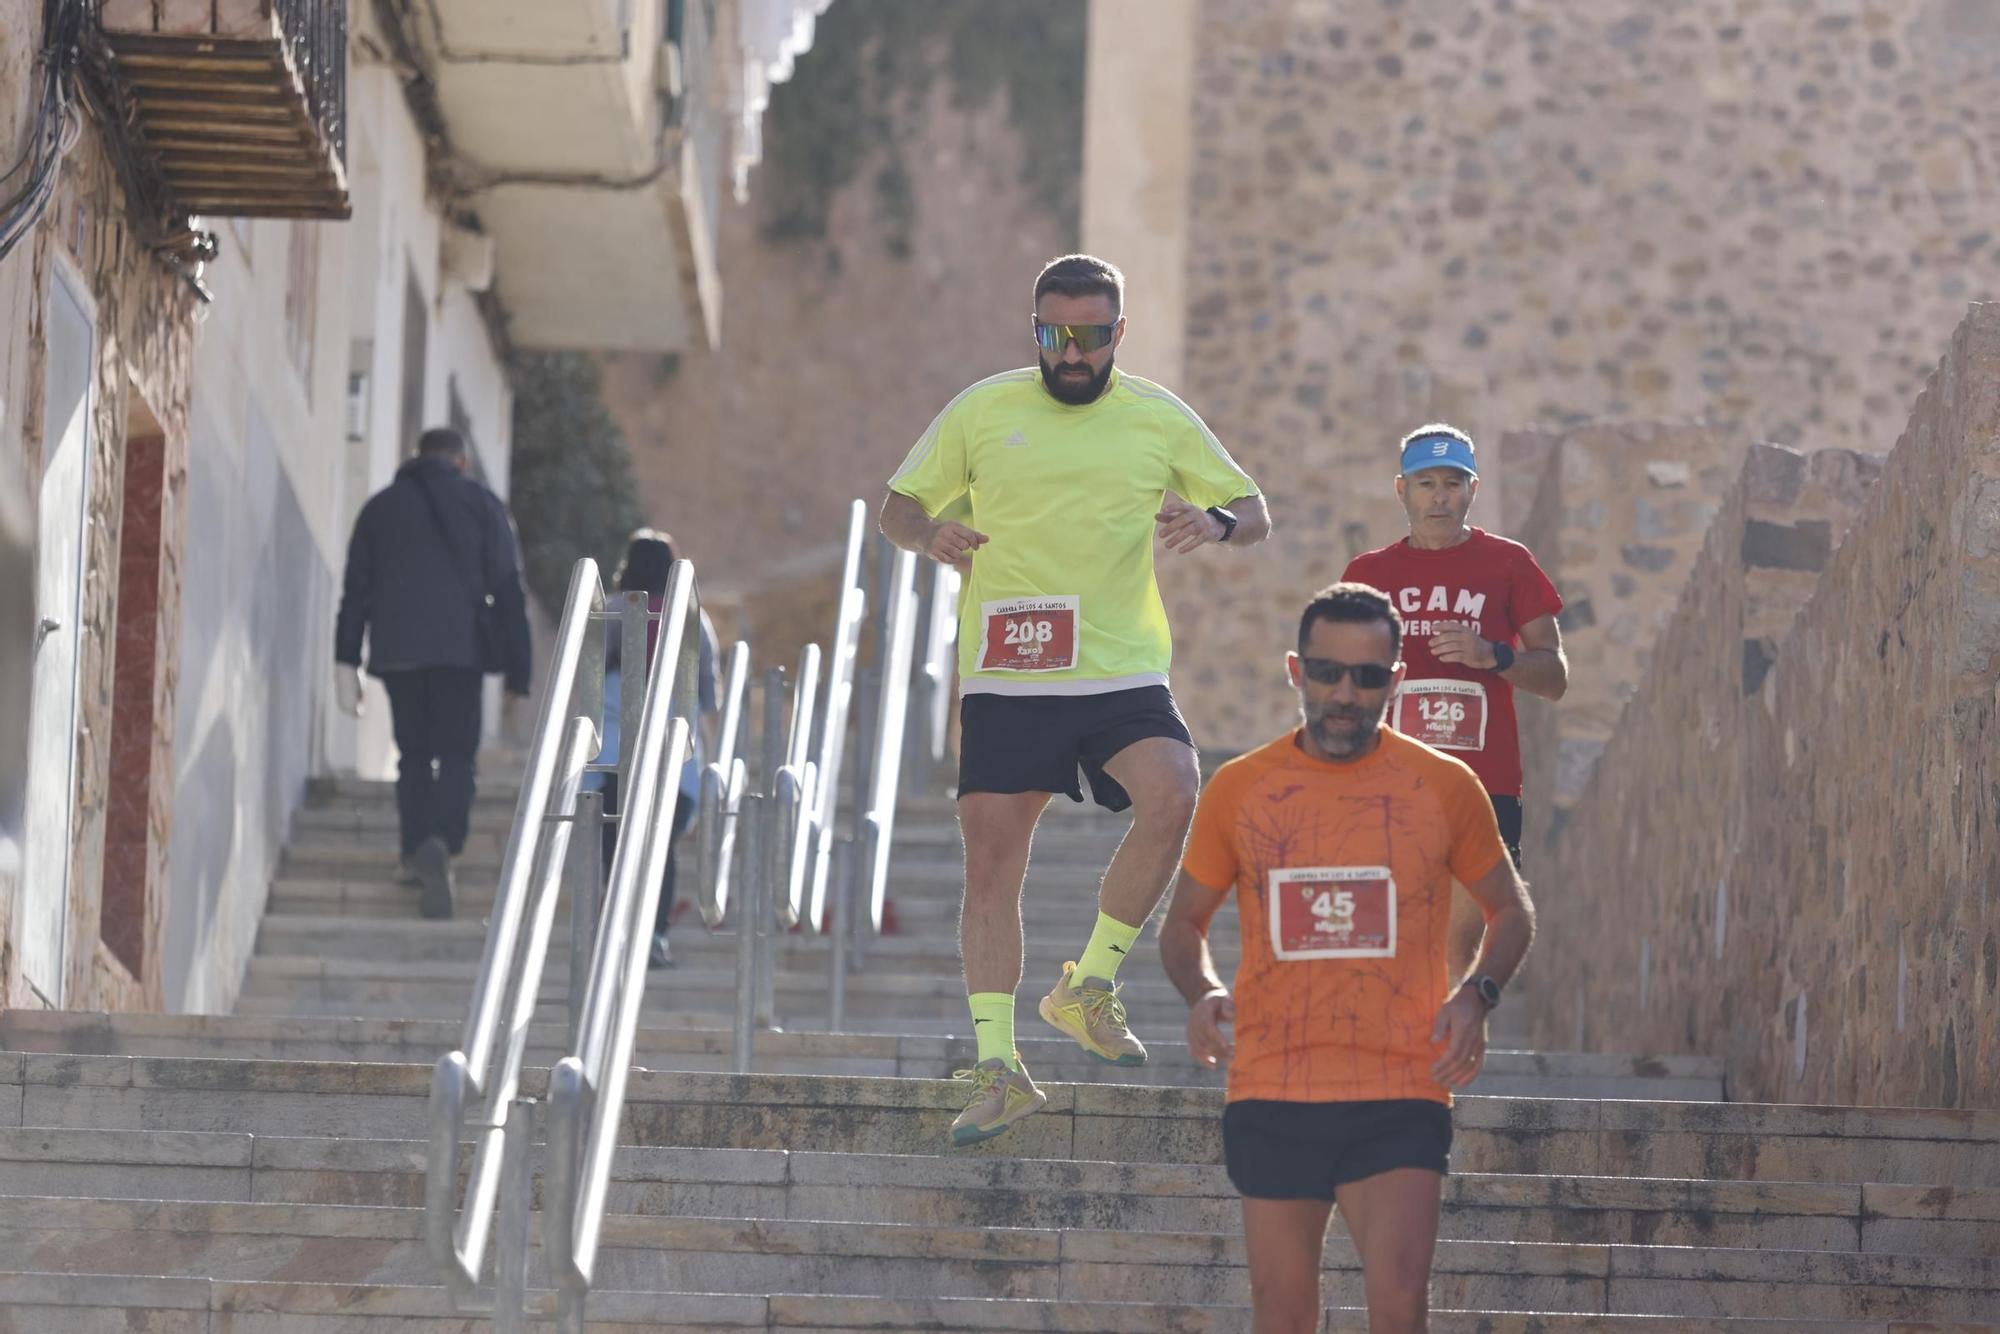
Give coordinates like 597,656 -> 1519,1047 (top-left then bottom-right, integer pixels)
1343,423 -> 1566,975
880,252 -> 1272,1147
334,426 -> 533,919
589,529 -> 719,968
1162,580 -> 1535,1334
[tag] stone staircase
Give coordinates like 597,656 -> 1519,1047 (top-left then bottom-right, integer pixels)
1,772 -> 1996,1330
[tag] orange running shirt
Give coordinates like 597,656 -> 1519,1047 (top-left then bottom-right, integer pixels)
1181,728 -> 1508,1106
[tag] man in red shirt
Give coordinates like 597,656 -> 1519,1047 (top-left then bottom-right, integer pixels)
1343,424 -> 1565,970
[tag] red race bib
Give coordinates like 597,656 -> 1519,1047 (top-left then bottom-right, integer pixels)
1268,866 -> 1397,960
1393,678 -> 1488,752
977,596 -> 1079,672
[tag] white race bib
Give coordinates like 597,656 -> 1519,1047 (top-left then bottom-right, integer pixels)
1268,866 -> 1397,960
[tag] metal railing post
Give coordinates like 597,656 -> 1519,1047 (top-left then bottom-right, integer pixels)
756,666 -> 787,1029
616,590 -> 649,797
829,845 -> 851,1032
733,790 -> 762,1073
494,1095 -> 536,1334
565,789 -> 604,1050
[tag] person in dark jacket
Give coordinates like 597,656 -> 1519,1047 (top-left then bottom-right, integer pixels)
334,426 -> 533,919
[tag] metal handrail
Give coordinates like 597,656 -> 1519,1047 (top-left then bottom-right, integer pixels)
545,559 -> 704,1333
914,561 -> 960,784
695,640 -> 750,925
805,500 -> 870,931
859,547 -> 922,932
424,560 -> 606,1300
772,642 -> 822,927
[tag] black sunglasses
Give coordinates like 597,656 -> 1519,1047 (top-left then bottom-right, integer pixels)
1299,657 -> 1397,689
1034,320 -> 1117,354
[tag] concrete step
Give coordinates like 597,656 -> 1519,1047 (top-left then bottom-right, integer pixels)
4,1195 -> 1994,1319
251,913 -> 1247,968
0,1011 -> 1701,1096
229,954 -> 1534,1045
6,1271 -> 1963,1333
10,1127 -> 1987,1255
8,1055 -> 1991,1185
276,844 -> 1128,896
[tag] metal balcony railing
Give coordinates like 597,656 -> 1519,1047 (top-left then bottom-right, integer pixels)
93,0 -> 350,218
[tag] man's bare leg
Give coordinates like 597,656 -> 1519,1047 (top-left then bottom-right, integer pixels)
958,790 -> 1052,997
1095,736 -> 1201,928
1335,1168 -> 1444,1333
1242,1196 -> 1334,1334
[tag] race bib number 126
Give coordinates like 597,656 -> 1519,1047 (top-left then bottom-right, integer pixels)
1268,866 -> 1397,960
1393,678 -> 1488,752
978,596 -> 1079,672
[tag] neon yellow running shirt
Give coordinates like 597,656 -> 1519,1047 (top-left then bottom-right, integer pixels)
888,367 -> 1258,696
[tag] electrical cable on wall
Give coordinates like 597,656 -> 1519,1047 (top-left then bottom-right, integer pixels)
0,0 -> 85,265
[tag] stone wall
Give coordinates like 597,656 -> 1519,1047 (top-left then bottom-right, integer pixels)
1150,0 -> 2000,747
1522,305 -> 2000,1110
4,96 -> 199,1012
1508,422 -> 1741,861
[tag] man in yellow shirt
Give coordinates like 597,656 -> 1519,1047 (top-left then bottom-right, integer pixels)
880,254 -> 1271,1145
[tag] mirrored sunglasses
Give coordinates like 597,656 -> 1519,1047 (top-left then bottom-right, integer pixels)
1034,321 -> 1117,354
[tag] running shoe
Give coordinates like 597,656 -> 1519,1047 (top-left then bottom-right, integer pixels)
949,1055 -> 1047,1146
1039,960 -> 1146,1065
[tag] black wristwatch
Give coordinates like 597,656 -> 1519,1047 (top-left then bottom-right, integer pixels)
1488,640 -> 1515,674
1462,974 -> 1502,1012
1206,506 -> 1238,543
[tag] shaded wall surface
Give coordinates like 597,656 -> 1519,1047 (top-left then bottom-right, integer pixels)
600,4 -> 1081,678
1527,304 -> 2000,1110
1508,421 -> 1741,860
1164,0 -> 2000,745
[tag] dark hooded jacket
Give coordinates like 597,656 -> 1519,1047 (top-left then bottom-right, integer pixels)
334,455 -> 533,694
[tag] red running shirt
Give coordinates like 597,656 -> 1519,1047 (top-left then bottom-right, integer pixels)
1342,528 -> 1562,798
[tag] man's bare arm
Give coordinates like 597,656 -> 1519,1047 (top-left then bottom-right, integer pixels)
1505,613 -> 1567,702
1160,869 -> 1231,1004
1457,855 -> 1536,990
1226,493 -> 1272,547
880,490 -> 987,568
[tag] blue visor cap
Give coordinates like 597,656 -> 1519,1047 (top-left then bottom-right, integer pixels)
1400,433 -> 1478,478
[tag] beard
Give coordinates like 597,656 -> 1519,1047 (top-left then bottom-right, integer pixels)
1301,695 -> 1388,760
1040,354 -> 1114,405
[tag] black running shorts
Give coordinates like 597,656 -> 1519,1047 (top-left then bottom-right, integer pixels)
1222,1098 -> 1453,1200
957,685 -> 1194,812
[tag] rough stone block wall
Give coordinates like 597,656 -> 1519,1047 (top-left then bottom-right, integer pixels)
1521,307 -> 2000,1110
1507,422 -> 1740,862
3,111 -> 195,1013
1167,0 -> 2000,746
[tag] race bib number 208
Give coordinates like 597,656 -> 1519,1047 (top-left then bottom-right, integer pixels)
1268,866 -> 1397,960
978,596 -> 1079,672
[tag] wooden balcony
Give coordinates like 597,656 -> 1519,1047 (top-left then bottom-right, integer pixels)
96,1 -> 349,220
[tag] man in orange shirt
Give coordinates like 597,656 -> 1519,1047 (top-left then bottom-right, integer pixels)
1161,582 -> 1536,1333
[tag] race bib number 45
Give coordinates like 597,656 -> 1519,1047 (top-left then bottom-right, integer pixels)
1394,678 -> 1488,752
1268,866 -> 1397,960
978,596 -> 1079,672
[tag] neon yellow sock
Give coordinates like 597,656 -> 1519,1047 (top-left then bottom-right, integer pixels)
968,992 -> 1017,1068
1075,911 -> 1144,985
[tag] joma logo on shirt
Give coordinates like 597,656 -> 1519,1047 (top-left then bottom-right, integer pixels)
1396,586 -> 1487,619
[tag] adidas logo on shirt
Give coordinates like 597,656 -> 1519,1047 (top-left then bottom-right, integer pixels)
1004,430 -> 1030,447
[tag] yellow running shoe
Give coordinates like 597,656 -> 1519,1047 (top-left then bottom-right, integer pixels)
1039,960 -> 1147,1066
949,1055 -> 1047,1147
